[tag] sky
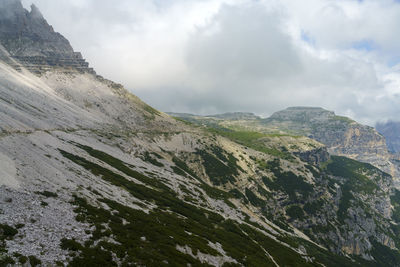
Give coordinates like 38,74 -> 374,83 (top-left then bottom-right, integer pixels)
20,0 -> 400,125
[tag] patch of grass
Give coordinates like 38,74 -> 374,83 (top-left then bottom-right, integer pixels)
262,163 -> 313,202
370,239 -> 400,266
229,189 -> 249,204
391,189 -> 400,223
172,157 -> 199,179
245,188 -> 265,207
142,151 -> 164,167
286,205 -> 305,220
324,156 -> 382,223
0,224 -> 18,238
0,255 -> 15,265
332,115 -> 354,124
304,200 -> 324,215
28,255 -> 42,267
196,149 -> 238,186
208,129 -> 294,160
35,191 -> 58,198
59,143 -> 376,266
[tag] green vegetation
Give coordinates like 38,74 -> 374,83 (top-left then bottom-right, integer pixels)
229,189 -> 249,204
304,200 -> 324,215
142,151 -> 164,167
0,224 -> 18,265
142,103 -> 161,119
196,148 -> 238,186
35,190 -> 58,198
262,161 -> 313,202
172,157 -> 199,179
28,255 -> 42,267
59,143 -> 356,266
332,115 -> 354,123
207,129 -> 294,160
245,188 -> 265,207
324,156 -> 382,222
0,224 -> 18,238
286,205 -> 305,220
57,141 -> 392,266
390,189 -> 400,222
370,239 -> 400,266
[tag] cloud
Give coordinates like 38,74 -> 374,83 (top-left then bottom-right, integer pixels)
20,0 -> 400,125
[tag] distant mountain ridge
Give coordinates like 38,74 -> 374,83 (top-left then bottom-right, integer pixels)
377,121 -> 400,154
172,107 -> 400,186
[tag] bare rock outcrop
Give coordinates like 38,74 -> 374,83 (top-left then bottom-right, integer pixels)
0,0 -> 94,74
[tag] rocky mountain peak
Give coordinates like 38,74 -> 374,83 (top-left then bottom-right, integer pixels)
268,106 -> 338,123
29,3 -> 44,20
0,0 -> 94,74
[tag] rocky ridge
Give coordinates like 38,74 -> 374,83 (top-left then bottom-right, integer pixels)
173,108 -> 400,187
0,0 -> 94,74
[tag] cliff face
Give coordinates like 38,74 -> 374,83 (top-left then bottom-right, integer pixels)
263,107 -> 397,180
0,0 -> 93,74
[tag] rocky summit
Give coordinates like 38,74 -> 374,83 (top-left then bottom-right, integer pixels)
2,1 -> 400,267
0,0 -> 93,74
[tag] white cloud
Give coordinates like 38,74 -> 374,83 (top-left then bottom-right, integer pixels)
21,0 -> 400,125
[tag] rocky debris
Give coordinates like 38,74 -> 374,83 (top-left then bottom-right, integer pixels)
0,1 -> 94,74
0,186 -> 91,265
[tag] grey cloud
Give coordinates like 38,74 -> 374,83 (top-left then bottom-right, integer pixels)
142,3 -> 387,124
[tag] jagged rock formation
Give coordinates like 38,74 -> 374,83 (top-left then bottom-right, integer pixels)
0,0 -> 94,74
377,121 -> 400,154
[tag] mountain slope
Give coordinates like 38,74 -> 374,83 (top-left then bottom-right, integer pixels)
171,108 -> 400,188
1,2 -> 400,266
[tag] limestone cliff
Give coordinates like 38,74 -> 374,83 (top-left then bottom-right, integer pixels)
263,107 -> 398,183
0,0 -> 93,74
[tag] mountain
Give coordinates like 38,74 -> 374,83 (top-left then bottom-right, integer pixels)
173,107 -> 400,187
376,121 -> 400,154
264,107 -> 398,180
0,0 -> 93,74
1,2 -> 400,266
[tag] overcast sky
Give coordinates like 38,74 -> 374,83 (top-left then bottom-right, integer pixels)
21,0 -> 400,125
